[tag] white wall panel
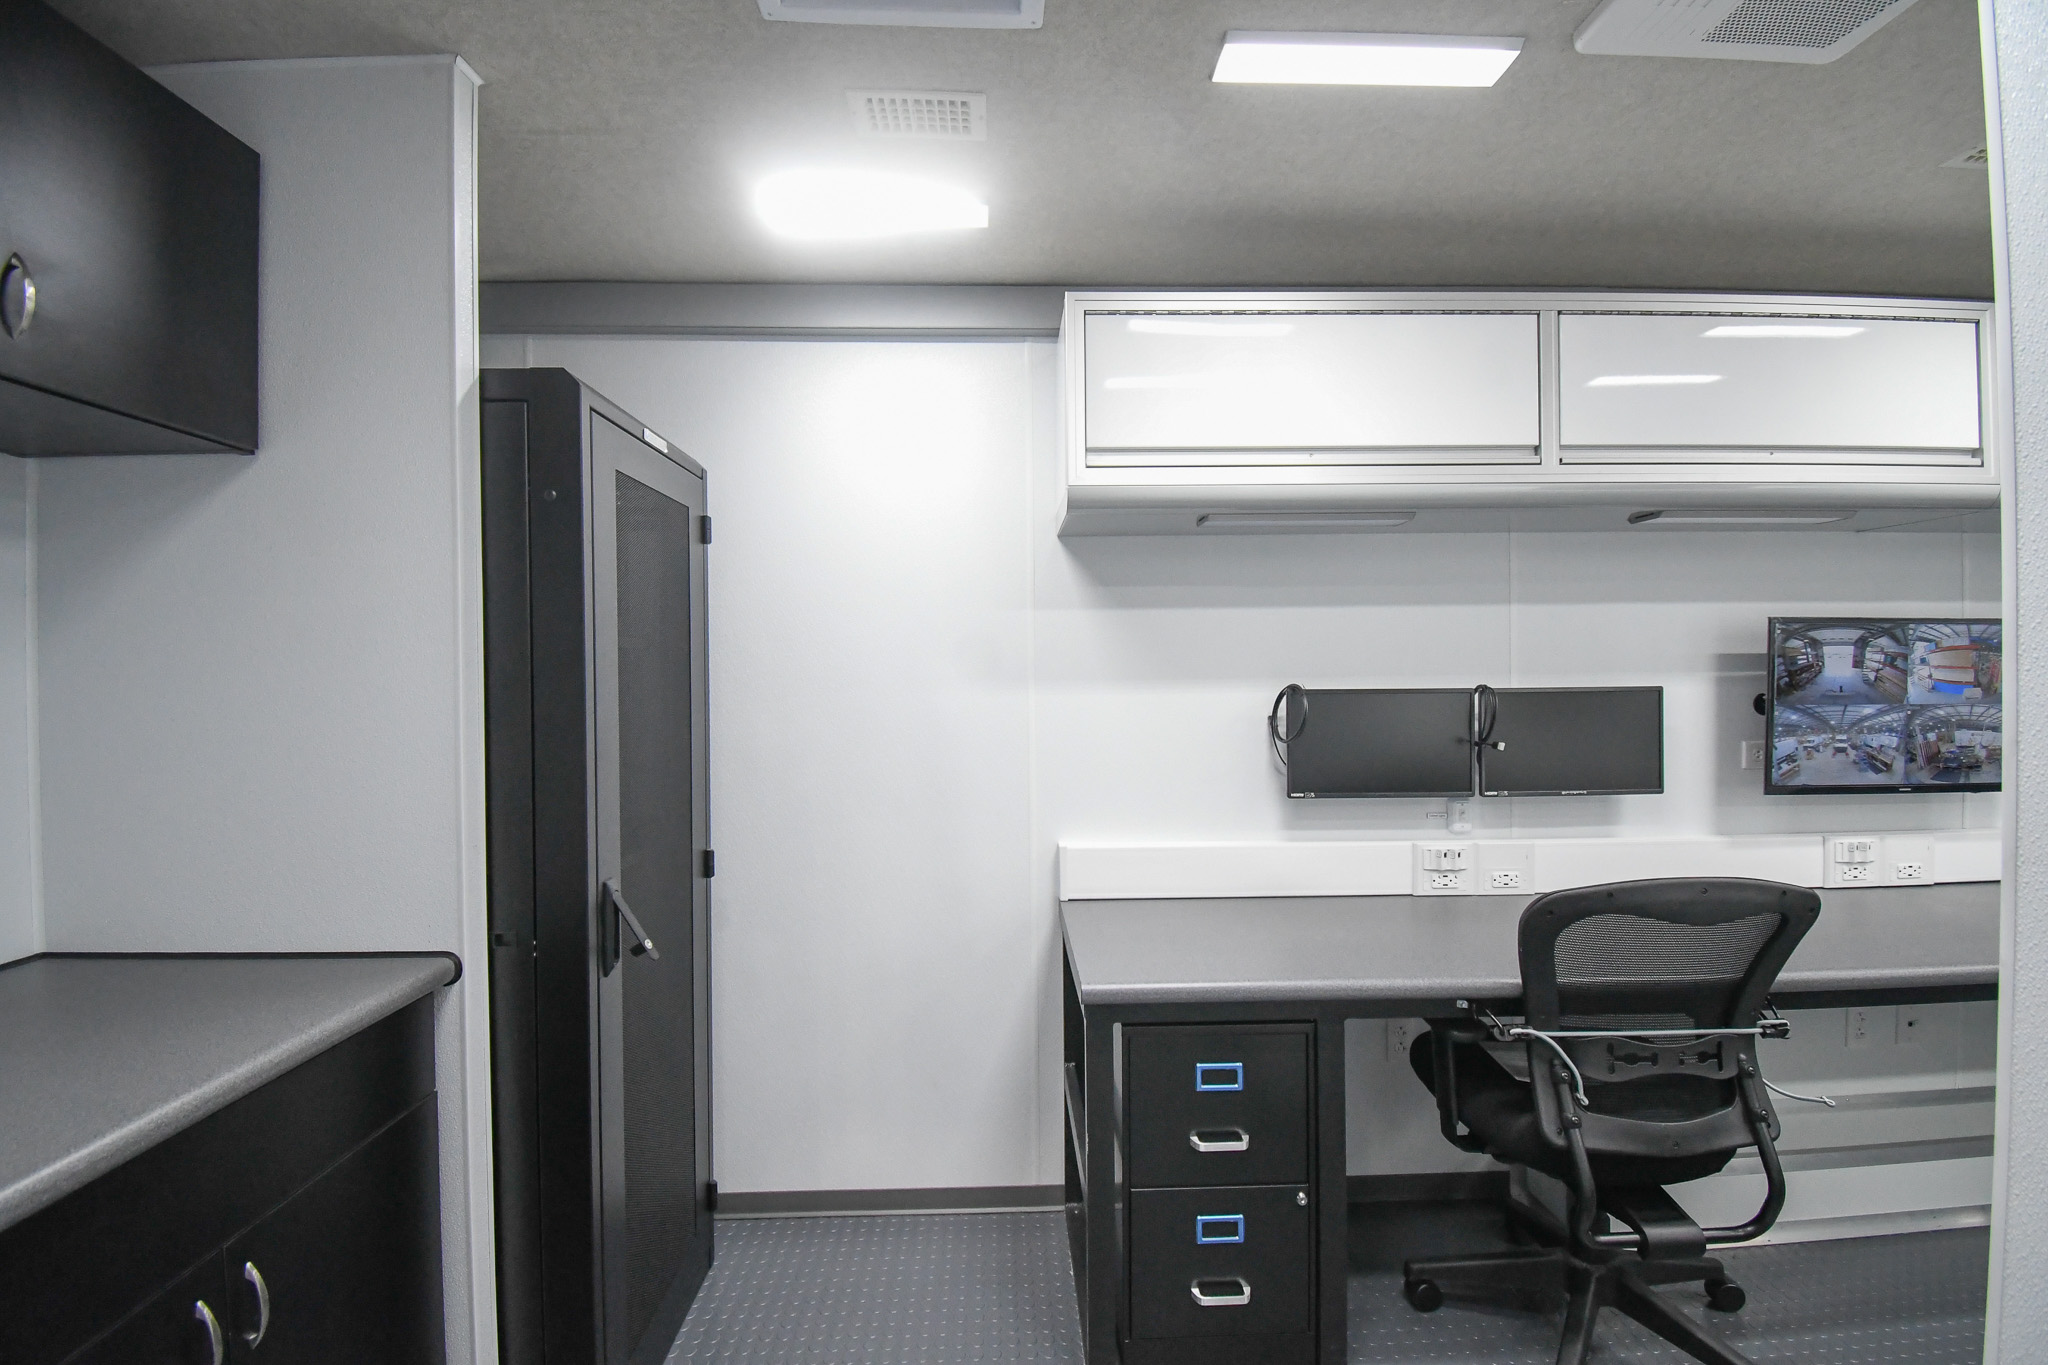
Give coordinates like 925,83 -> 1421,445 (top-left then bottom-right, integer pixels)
35,58 -> 490,1365
0,459 -> 33,965
510,336 -> 1041,1196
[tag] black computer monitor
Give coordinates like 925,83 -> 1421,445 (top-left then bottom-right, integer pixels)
1280,688 -> 1476,799
1476,687 -> 1664,797
1766,617 -> 2001,794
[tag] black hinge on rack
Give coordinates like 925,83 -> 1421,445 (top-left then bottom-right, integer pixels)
700,514 -> 713,544
706,1179 -> 719,1212
702,848 -> 716,879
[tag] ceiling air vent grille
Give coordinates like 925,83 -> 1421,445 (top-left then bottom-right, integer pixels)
1576,0 -> 1921,64
849,91 -> 987,140
1703,0 -> 1903,48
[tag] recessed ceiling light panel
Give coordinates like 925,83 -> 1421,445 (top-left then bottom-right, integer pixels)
849,91 -> 987,140
1701,323 -> 1865,338
754,169 -> 989,241
1213,32 -> 1523,87
761,0 -> 1040,29
1586,373 -> 1723,387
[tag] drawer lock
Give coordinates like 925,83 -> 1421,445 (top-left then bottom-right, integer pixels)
1190,1276 -> 1253,1308
1189,1127 -> 1251,1153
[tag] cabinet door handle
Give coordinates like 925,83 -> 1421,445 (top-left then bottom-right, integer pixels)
1188,1127 -> 1251,1153
241,1261 -> 271,1347
1190,1277 -> 1252,1308
0,255 -> 33,338
603,879 -> 659,974
194,1300 -> 225,1365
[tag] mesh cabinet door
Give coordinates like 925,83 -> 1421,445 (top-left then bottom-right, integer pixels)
590,412 -> 713,1365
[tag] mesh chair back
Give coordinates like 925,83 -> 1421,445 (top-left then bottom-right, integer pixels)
1519,878 -> 1821,1032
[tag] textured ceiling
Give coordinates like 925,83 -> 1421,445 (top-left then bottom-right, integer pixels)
53,0 -> 1993,295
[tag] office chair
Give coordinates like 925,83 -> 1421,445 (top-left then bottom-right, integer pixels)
1401,877 -> 1821,1365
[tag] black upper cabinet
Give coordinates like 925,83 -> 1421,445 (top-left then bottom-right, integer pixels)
0,1 -> 259,456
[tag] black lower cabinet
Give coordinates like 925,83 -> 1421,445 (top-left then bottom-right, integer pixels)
0,1000 -> 443,1365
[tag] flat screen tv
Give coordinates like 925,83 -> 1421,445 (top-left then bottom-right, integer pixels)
1766,617 -> 2001,794
1477,687 -> 1665,797
1277,687 -> 1476,798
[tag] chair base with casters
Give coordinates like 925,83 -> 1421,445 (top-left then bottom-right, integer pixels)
1403,1181 -> 1754,1365
1399,877 -> 1824,1365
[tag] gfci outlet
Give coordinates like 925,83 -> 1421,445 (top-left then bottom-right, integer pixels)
1822,835 -> 1883,889
1477,842 -> 1535,896
1412,842 -> 1475,896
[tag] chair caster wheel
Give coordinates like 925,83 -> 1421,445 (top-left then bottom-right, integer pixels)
1404,1278 -> 1444,1313
1705,1278 -> 1746,1313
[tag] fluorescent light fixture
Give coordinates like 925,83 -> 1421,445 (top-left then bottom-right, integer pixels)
1628,509 -> 1855,526
1586,373 -> 1722,387
1196,511 -> 1416,530
1103,374 -> 1209,390
1701,324 -> 1866,339
1213,32 -> 1523,87
1127,317 -> 1295,337
754,168 -> 988,241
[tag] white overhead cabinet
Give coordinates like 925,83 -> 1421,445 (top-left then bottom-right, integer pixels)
1059,292 -> 1998,536
1558,314 -> 1982,465
1082,312 -> 1539,466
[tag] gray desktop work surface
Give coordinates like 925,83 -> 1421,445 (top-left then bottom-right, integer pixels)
1061,882 -> 1999,1007
0,953 -> 457,1233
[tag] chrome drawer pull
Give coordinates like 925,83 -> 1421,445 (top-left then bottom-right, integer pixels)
194,1300 -> 225,1365
1190,1276 -> 1252,1308
242,1261 -> 271,1347
1189,1128 -> 1251,1153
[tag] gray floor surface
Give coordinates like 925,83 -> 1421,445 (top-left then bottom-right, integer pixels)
663,1208 -> 1988,1364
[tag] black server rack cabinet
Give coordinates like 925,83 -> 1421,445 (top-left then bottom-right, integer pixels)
482,369 -> 714,1365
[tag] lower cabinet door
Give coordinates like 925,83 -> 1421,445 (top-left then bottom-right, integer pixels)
221,1099 -> 443,1364
68,1259 -> 232,1365
1127,1184 -> 1311,1340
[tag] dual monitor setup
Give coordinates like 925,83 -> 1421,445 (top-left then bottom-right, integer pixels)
1271,684 -> 1663,799
1273,617 -> 2005,801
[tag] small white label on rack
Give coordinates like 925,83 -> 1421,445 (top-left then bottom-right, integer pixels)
641,427 -> 669,453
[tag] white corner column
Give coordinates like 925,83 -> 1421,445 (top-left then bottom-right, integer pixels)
1985,2 -> 2047,1357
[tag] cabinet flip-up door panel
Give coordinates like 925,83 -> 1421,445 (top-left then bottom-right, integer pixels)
1558,313 -> 1981,465
1082,312 -> 1540,466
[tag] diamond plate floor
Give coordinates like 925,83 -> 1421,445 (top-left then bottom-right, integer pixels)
663,1208 -> 1986,1363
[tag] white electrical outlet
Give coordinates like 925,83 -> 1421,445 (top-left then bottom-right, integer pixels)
1489,870 -> 1524,890
1740,739 -> 1767,770
1822,835 -> 1883,889
1412,843 -> 1475,896
1886,835 -> 1935,885
1475,841 -> 1534,897
1387,1019 -> 1424,1063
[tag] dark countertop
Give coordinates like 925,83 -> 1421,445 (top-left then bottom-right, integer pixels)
1061,882 -> 1999,1007
0,954 -> 456,1233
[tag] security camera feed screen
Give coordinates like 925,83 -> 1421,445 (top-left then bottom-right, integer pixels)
1284,688 -> 1476,798
1768,618 -> 2001,793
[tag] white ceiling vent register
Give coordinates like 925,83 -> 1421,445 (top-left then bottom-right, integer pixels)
760,0 -> 1040,29
849,91 -> 987,140
1575,0 -> 1921,64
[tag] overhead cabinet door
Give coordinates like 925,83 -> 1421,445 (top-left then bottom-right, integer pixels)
1082,312 -> 1540,466
1558,313 -> 1981,464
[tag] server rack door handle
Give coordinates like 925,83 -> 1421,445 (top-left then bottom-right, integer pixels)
602,878 -> 658,976
1189,1128 -> 1251,1153
240,1262 -> 271,1347
194,1301 -> 226,1365
1190,1278 -> 1252,1308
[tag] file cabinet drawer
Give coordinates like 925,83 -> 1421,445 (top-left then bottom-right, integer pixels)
1127,1184 -> 1311,1339
1126,1025 -> 1309,1188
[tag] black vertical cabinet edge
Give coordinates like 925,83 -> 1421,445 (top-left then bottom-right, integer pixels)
0,1 -> 259,455
481,368 -> 712,1365
0,998 -> 435,1365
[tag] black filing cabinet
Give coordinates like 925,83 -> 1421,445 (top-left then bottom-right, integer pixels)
1121,1024 -> 1315,1365
0,1 -> 260,455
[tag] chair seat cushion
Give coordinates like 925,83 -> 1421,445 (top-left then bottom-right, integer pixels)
1410,1032 -> 1738,1186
